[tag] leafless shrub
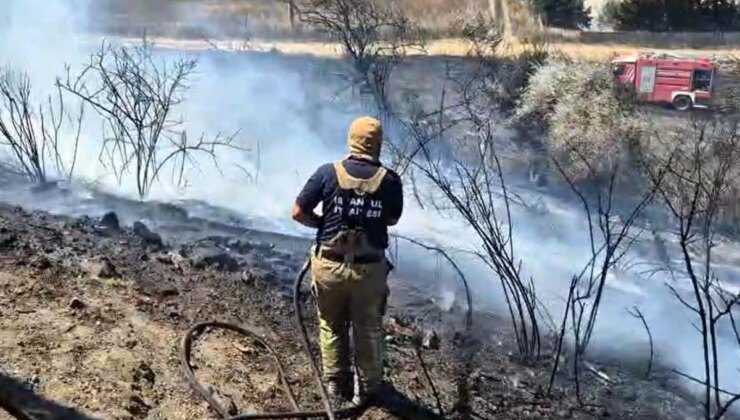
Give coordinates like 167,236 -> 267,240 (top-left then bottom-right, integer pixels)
525,64 -> 670,398
378,15 -> 552,363
0,69 -> 84,183
395,110 -> 542,419
58,40 -> 239,199
399,88 -> 541,363
546,145 -> 668,401
371,19 -> 554,415
291,0 -> 424,114
644,119 -> 740,419
516,51 -> 739,413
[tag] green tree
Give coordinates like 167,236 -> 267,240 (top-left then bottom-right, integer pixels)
699,0 -> 739,31
532,0 -> 591,29
601,0 -> 666,30
664,0 -> 695,30
602,0 -> 740,31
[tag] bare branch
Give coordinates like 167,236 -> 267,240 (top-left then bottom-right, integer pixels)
627,306 -> 653,378
0,68 -> 84,183
392,233 -> 473,330
58,39 -> 242,199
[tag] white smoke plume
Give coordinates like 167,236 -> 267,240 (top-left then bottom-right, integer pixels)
1,0 -> 739,412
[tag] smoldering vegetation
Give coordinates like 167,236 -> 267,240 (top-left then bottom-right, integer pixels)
1,0 -> 740,418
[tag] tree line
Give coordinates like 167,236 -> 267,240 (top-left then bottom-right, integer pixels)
527,0 -> 740,31
602,0 -> 740,31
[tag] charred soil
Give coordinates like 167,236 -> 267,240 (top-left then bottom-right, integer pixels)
0,202 -> 698,419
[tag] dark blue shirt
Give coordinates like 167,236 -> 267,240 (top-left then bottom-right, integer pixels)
296,157 -> 403,249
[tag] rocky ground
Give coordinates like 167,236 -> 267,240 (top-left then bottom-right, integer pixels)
0,199 -> 701,419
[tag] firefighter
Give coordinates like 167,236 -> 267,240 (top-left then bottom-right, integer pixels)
292,116 -> 403,405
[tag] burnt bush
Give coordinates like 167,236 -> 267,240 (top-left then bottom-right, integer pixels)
0,68 -> 84,183
59,40 -> 239,199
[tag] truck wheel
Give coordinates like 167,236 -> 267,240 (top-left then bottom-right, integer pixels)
672,95 -> 693,111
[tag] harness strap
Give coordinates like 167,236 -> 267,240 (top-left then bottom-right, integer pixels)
333,160 -> 388,195
323,160 -> 388,256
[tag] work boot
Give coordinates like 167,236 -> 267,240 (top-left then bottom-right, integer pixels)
352,380 -> 384,407
326,379 -> 352,408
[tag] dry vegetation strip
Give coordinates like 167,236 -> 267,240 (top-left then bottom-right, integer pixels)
541,42 -> 740,62
101,0 -> 740,61
113,35 -> 740,62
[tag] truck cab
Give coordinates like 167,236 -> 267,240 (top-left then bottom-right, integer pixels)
612,57 -> 637,86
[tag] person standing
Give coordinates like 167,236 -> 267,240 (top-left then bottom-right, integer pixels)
292,116 -> 403,405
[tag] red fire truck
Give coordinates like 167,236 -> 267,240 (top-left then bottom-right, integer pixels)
612,54 -> 718,111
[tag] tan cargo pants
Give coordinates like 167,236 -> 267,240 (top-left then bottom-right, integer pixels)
310,249 -> 390,392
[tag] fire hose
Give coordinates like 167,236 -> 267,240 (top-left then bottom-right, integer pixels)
180,259 -> 361,420
180,238 -> 470,420
0,250 -> 453,419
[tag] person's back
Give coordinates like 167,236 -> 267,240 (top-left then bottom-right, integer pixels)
295,157 -> 403,251
292,117 -> 403,406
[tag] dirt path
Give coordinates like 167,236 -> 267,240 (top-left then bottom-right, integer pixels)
0,202 -> 450,419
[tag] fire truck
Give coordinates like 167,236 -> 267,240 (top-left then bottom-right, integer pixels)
612,54 -> 718,111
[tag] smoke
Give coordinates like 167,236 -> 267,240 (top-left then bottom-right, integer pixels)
0,0 -> 89,87
1,0 -> 739,410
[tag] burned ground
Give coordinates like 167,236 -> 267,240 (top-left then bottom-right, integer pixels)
0,196 -> 702,419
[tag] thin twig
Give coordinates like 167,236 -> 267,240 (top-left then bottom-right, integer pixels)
415,347 -> 445,416
392,233 -> 473,330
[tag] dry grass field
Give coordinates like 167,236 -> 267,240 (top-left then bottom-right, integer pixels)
526,42 -> 740,61
123,35 -> 740,64
94,0 -> 489,38
98,0 -> 740,62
